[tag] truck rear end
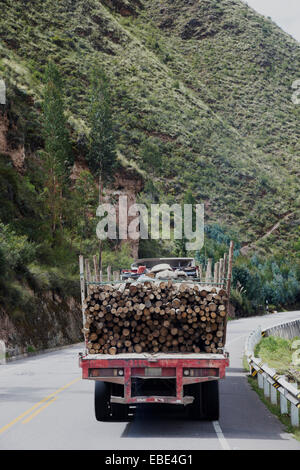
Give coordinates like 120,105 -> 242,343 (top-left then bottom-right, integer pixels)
79,243 -> 233,421
80,351 -> 229,420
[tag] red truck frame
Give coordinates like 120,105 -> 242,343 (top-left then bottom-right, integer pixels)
79,243 -> 233,421
80,353 -> 229,405
79,352 -> 229,421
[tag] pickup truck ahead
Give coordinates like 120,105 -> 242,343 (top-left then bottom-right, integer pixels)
79,244 -> 233,421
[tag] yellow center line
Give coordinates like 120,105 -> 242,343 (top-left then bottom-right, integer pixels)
0,377 -> 80,435
22,397 -> 57,424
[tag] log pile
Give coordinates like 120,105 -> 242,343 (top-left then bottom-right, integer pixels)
83,281 -> 228,355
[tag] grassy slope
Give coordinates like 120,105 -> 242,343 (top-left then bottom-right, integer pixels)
255,336 -> 300,378
0,0 -> 299,255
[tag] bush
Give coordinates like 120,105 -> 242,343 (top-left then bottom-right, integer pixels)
140,138 -> 162,173
0,223 -> 36,273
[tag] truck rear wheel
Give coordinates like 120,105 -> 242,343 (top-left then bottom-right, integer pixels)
201,380 -> 219,421
111,403 -> 129,420
94,382 -> 111,421
188,383 -> 202,420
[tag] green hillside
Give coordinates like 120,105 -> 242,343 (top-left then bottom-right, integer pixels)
0,0 -> 300,321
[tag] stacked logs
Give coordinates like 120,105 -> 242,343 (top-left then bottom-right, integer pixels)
83,281 -> 228,355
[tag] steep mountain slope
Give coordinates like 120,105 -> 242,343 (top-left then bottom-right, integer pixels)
0,0 -> 299,256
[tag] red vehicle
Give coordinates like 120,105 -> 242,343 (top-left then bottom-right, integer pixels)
79,247 -> 233,421
80,350 -> 229,421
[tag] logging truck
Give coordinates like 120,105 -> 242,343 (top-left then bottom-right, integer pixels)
79,243 -> 233,421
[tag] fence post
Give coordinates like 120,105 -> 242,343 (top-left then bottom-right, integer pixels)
107,265 -> 111,282
291,404 -> 299,428
280,393 -> 288,415
93,255 -> 99,282
219,259 -> 224,288
270,386 -> 277,405
226,241 -> 234,295
264,377 -> 270,398
205,259 -> 212,284
214,262 -> 219,285
79,255 -> 86,345
258,372 -> 264,389
198,264 -> 203,282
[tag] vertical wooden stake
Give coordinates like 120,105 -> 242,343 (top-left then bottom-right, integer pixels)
219,259 -> 224,288
79,255 -> 85,307
223,253 -> 228,280
205,259 -> 212,284
226,241 -> 234,296
217,261 -> 221,286
223,241 -> 234,347
107,265 -> 111,283
93,255 -> 99,282
85,259 -> 91,293
214,262 -> 219,284
79,256 -> 86,346
198,264 -> 202,282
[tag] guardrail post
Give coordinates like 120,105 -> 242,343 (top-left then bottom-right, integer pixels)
0,340 -> 6,365
270,386 -> 277,405
263,377 -> 270,398
291,404 -> 299,428
246,323 -> 300,429
258,372 -> 264,389
280,393 -> 288,415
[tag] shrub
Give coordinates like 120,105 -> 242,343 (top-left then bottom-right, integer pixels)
0,223 -> 36,273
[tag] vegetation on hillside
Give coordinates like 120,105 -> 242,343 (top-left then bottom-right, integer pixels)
255,336 -> 300,380
0,0 -> 299,319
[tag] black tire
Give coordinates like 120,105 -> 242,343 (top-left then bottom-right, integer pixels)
202,380 -> 219,421
188,383 -> 202,420
111,403 -> 129,420
94,381 -> 111,421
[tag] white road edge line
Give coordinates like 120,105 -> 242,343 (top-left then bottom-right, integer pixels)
212,421 -> 231,450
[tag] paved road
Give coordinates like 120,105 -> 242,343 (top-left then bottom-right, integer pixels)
0,311 -> 299,450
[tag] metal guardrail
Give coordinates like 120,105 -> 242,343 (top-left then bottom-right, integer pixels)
263,319 -> 300,341
245,323 -> 300,428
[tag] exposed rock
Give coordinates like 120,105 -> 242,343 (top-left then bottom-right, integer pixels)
70,158 -> 90,182
0,291 -> 82,357
0,110 -> 25,172
181,18 -> 217,40
71,161 -> 144,259
109,167 -> 144,259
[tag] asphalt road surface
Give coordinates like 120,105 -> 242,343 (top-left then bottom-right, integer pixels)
0,311 -> 300,450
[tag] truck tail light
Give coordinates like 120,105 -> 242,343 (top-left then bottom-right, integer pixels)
89,368 -> 124,377
183,368 -> 219,377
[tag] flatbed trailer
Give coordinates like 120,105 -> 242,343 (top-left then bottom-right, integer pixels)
79,351 -> 229,420
79,243 -> 233,421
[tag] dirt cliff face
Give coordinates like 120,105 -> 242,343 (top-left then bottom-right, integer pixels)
110,168 -> 144,260
72,162 -> 144,260
0,292 -> 82,357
